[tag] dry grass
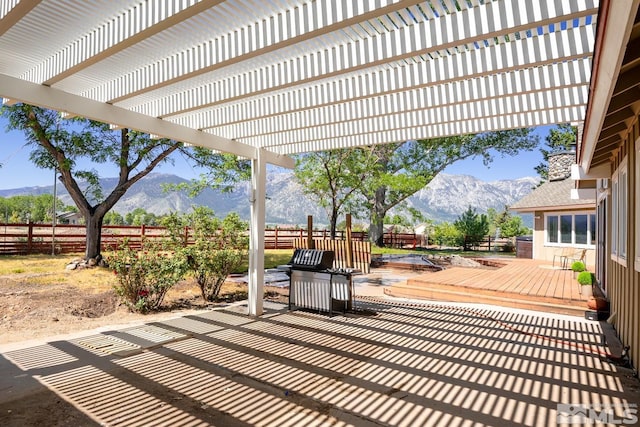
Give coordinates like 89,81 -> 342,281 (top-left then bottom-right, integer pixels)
0,252 -> 291,345
0,253 -> 115,293
0,251 -> 292,299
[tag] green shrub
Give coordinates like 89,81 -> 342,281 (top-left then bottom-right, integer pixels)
577,271 -> 593,286
571,261 -> 586,272
501,241 -> 515,253
164,207 -> 249,302
107,238 -> 188,313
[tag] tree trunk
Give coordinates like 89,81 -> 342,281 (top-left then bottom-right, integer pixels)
85,212 -> 104,260
369,186 -> 387,247
329,206 -> 339,239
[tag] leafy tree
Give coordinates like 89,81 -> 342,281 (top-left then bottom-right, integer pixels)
385,214 -> 412,229
2,104 -> 248,260
432,221 -> 463,248
125,208 -> 160,226
499,215 -> 530,238
293,129 -> 537,247
360,129 -> 539,246
534,123 -> 576,181
0,194 -> 67,223
103,211 -> 125,225
491,205 -> 531,237
454,206 -> 489,251
294,148 -> 376,238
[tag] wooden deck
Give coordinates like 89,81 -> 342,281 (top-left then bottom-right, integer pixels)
384,258 -> 594,317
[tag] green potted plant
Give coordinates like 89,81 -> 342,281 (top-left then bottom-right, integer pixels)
577,270 -> 593,298
571,260 -> 585,272
571,260 -> 586,278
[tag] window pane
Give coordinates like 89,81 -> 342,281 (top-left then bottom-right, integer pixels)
547,216 -> 558,243
575,215 -> 587,244
560,215 -> 572,244
590,214 -> 596,246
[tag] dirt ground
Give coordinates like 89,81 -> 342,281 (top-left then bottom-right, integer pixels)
0,260 -> 293,426
0,253 -> 479,346
0,270 -> 287,346
0,255 -> 493,426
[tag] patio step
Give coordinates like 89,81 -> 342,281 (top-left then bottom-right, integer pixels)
384,280 -> 589,317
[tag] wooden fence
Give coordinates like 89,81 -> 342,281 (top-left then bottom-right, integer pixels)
0,222 -> 374,257
293,238 -> 372,274
0,223 -> 174,255
0,222 -> 513,257
265,228 -> 367,249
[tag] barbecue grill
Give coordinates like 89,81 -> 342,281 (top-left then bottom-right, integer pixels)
278,249 -> 356,315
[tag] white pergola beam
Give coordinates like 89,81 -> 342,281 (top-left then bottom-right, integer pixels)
0,0 -> 41,37
25,0 -> 226,85
61,0 -> 420,102
0,74 -> 294,169
268,106 -> 586,155
205,85 -> 589,144
171,59 -> 592,132
221,92 -> 588,149
125,24 -> 596,121
248,149 -> 267,317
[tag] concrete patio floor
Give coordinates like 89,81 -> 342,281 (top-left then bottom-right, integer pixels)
1,297 -> 639,426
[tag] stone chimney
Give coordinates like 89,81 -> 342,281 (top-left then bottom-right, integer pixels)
548,150 -> 576,181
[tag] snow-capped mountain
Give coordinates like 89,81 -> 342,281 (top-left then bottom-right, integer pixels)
0,172 -> 538,227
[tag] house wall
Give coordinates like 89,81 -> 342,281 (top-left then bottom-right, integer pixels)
603,115 -> 640,374
532,210 -> 596,268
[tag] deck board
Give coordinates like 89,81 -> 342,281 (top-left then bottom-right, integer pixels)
384,258 -> 595,317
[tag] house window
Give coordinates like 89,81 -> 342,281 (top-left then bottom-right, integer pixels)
547,216 -> 558,242
545,212 -> 596,248
560,215 -> 573,244
575,214 -> 588,245
611,157 -> 628,266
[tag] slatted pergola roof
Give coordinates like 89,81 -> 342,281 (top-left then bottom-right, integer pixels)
0,0 -> 600,315
1,0 -> 598,163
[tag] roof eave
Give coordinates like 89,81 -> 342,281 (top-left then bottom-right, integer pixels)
510,203 -> 596,213
579,0 -> 640,172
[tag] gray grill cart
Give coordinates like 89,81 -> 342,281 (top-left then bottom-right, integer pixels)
278,249 -> 357,315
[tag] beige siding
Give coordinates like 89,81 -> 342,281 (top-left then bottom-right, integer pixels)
605,116 -> 640,373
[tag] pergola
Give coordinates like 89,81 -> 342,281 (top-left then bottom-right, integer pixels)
0,0 -> 598,315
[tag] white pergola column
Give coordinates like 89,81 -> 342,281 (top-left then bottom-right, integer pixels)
248,148 -> 266,316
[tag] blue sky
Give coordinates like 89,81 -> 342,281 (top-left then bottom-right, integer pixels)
0,119 -> 551,190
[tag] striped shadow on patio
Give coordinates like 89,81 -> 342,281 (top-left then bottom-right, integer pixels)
1,300 -> 638,427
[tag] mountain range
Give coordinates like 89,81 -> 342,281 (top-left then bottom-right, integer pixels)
0,172 -> 538,228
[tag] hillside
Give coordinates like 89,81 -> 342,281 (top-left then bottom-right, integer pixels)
0,172 -> 538,227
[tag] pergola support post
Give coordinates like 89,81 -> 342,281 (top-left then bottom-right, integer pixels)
248,149 -> 266,316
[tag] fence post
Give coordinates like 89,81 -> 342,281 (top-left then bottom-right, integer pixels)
274,227 -> 279,249
184,226 -> 189,246
345,214 -> 353,268
307,215 -> 314,249
27,221 -> 33,254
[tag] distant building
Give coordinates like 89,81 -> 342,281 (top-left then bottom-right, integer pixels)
510,150 -> 596,267
56,211 -> 83,225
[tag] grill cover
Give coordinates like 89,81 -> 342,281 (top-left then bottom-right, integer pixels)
289,249 -> 334,271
